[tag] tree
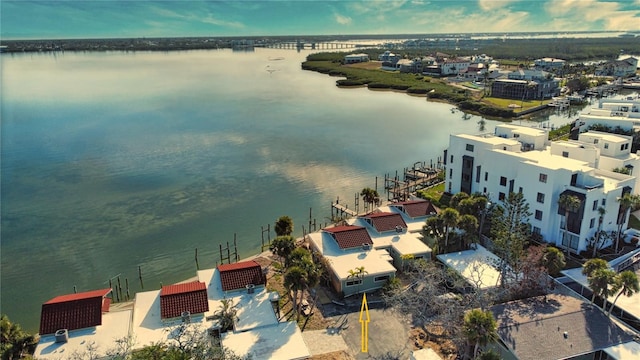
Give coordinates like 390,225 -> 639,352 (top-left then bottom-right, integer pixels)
582,258 -> 609,278
360,187 -> 380,211
587,268 -> 616,310
269,235 -> 296,268
616,193 -> 639,252
557,193 -> 582,257
275,215 -> 294,236
490,192 -> 531,287
284,266 -> 307,322
1,314 -> 38,360
347,266 -> 368,296
592,206 -> 607,258
541,246 -> 566,277
284,249 -> 321,321
458,214 -> 478,248
608,270 -> 639,317
450,192 -> 470,209
212,298 -> 238,333
463,309 -> 497,359
440,207 -> 460,250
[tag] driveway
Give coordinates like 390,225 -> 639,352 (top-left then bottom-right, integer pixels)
323,300 -> 414,360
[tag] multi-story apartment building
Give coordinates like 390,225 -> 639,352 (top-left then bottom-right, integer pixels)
574,99 -> 640,134
445,124 -> 637,254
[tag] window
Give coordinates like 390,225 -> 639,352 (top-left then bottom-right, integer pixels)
500,176 -> 507,186
537,192 -> 545,203
604,143 -> 609,149
519,187 -> 523,194
590,218 -> 595,228
483,187 -> 487,194
621,144 -> 625,151
449,169 -> 453,178
346,279 -> 362,286
466,144 -> 474,152
562,151 -> 569,158
594,139 -> 599,144
593,200 -> 598,211
374,275 -> 390,282
484,172 -> 488,181
450,155 -> 453,163
533,226 -> 541,234
499,192 -> 506,201
539,173 -> 547,183
602,199 -> 606,206
625,143 -> 629,150
476,166 -> 481,183
535,210 -> 543,220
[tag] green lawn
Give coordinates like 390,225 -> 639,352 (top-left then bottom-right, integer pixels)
482,97 -> 551,111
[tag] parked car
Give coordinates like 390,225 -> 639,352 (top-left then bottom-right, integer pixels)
623,228 -> 640,246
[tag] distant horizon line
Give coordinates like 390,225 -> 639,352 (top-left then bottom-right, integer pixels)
3,29 -> 638,42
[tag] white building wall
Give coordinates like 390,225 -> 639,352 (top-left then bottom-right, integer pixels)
447,131 -> 636,254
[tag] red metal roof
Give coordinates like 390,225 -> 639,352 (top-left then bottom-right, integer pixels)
391,200 -> 439,218
324,225 -> 373,249
39,288 -> 112,335
160,281 -> 209,319
218,260 -> 265,292
363,212 -> 408,232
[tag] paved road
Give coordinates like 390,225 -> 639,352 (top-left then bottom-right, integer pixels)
322,300 -> 414,359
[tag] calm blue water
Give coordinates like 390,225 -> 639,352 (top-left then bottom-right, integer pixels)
0,48 -> 600,331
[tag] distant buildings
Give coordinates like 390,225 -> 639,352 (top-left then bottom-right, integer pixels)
596,57 -> 639,77
534,57 -> 566,70
344,53 -> 370,64
491,69 -> 560,99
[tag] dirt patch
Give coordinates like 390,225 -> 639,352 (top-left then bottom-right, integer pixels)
260,254 -> 330,332
344,60 -> 384,71
310,350 -> 355,360
410,325 -> 460,360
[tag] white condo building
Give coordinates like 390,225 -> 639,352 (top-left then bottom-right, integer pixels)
575,99 -> 640,134
445,124 -> 638,254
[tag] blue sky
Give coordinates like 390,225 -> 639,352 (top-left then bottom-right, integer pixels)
2,0 -> 640,39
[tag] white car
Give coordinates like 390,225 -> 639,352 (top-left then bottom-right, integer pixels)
623,228 -> 640,245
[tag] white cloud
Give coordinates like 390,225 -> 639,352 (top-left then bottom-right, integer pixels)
334,13 -> 353,25
545,0 -> 640,31
407,7 -> 532,33
478,0 -> 517,11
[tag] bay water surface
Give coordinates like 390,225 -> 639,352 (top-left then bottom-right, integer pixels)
1,48 -> 587,331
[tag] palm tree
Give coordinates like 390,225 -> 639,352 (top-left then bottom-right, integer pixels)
275,215 -> 294,236
557,194 -> 581,257
607,270 -> 639,317
440,207 -> 460,251
0,314 -> 38,360
463,309 -> 498,359
458,214 -> 478,249
582,258 -> 609,304
588,268 -> 616,310
212,299 -> 238,333
347,266 -> 368,295
592,206 -> 607,258
269,235 -> 296,268
360,187 -> 380,212
284,266 -> 307,321
541,247 -> 566,277
616,193 -> 639,252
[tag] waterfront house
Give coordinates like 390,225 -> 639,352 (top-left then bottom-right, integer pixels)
159,281 -> 209,320
388,199 -> 440,233
534,57 -> 566,70
440,58 -> 470,76
378,50 -> 402,63
445,124 -> 636,255
307,225 -> 397,297
344,53 -> 369,64
595,57 -> 638,77
34,288 -> 132,359
491,69 -> 559,99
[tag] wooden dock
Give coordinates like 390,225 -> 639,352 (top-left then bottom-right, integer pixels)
385,164 -> 443,201
331,202 -> 358,218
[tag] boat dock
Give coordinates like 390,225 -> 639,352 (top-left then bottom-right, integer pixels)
385,161 -> 443,201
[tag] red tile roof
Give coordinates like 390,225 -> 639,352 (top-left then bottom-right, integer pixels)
363,212 -> 408,232
324,225 -> 373,249
40,288 -> 112,335
391,200 -> 439,218
218,260 -> 265,292
160,281 -> 209,319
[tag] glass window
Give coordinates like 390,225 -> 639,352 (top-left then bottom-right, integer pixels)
539,173 -> 547,183
500,176 -> 507,186
535,210 -> 543,220
346,279 -> 362,286
537,192 -> 545,203
466,144 -> 474,152
562,151 -> 569,158
374,275 -> 390,282
593,200 -> 598,210
590,218 -> 595,228
499,192 -> 506,201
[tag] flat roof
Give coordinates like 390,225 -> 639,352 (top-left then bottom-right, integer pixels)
453,133 -> 521,147
496,124 -> 547,137
221,321 -> 310,360
197,268 -> 278,332
349,217 -> 431,256
436,244 -> 502,289
603,341 -> 640,360
561,266 -> 640,321
308,231 -> 396,280
34,310 -> 131,360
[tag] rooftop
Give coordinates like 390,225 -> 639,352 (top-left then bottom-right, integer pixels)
490,294 -> 634,360
323,225 -> 374,250
160,281 -> 209,319
361,212 -> 407,233
388,199 -> 439,219
217,260 -> 265,292
40,288 -> 112,335
436,244 -> 502,289
221,321 -> 310,360
34,310 -> 132,360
